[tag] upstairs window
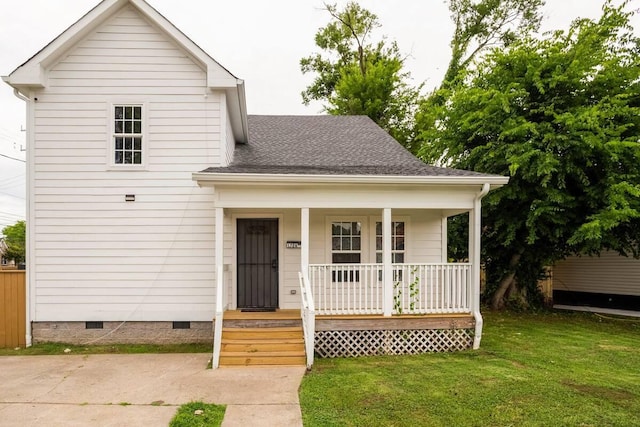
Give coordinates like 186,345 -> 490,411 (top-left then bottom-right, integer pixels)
113,105 -> 143,165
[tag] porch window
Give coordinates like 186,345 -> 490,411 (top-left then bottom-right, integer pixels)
331,221 -> 361,281
113,105 -> 143,165
376,221 -> 405,281
376,221 -> 405,263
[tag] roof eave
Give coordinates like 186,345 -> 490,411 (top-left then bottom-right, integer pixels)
192,172 -> 510,188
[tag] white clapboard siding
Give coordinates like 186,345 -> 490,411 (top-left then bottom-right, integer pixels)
32,5 -> 225,322
554,251 -> 640,296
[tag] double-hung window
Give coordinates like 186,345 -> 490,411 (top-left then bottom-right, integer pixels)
375,221 -> 405,264
376,221 -> 406,281
331,221 -> 361,281
113,105 -> 143,165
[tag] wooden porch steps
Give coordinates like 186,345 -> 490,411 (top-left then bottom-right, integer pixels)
219,326 -> 306,367
218,310 -> 306,366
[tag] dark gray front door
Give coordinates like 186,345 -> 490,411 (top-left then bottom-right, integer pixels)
237,218 -> 279,309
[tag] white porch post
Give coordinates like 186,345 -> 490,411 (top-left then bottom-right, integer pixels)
301,208 -> 309,273
212,207 -> 224,368
471,184 -> 489,349
382,208 -> 393,316
215,207 -> 225,307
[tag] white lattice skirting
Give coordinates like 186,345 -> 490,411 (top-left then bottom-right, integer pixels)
314,329 -> 474,358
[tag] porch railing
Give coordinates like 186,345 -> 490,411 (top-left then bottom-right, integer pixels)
308,263 -> 471,315
309,263 -> 383,315
298,271 -> 315,369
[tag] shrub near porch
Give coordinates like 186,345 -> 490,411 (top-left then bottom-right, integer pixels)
299,310 -> 640,427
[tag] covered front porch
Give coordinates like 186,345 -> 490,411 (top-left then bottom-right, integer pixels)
193,173 -> 504,368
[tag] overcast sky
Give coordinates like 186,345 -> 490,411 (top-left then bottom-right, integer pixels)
0,0 -> 637,229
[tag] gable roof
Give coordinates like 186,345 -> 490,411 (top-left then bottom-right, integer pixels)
2,0 -> 248,142
198,115 -> 506,184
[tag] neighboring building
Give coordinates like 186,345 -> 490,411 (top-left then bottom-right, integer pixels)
0,237 -> 15,269
3,0 -> 508,367
553,251 -> 640,311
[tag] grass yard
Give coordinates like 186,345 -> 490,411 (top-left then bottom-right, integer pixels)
300,310 -> 640,427
169,401 -> 225,427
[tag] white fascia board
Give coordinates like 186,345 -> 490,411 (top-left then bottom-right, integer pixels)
3,64 -> 45,89
192,172 -> 510,187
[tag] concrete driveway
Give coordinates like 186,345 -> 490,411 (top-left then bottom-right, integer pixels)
0,354 -> 305,426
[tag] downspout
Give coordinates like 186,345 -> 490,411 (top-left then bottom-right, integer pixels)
472,183 -> 490,349
10,87 -> 32,347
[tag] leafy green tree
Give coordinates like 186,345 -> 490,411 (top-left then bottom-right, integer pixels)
2,220 -> 26,264
419,2 -> 640,309
443,0 -> 544,88
301,2 -> 421,150
416,0 -> 544,152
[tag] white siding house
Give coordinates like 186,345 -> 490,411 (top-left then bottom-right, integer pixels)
4,0 -> 508,366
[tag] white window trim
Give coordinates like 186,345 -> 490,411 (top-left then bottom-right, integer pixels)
325,216 -> 369,264
106,102 -> 149,170
369,216 -> 410,264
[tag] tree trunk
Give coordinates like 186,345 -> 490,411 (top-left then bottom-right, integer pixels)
491,251 -> 523,309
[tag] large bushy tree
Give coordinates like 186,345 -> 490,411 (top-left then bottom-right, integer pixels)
443,0 -> 544,88
301,2 -> 420,149
2,220 -> 26,264
416,0 -> 545,151
419,2 -> 640,308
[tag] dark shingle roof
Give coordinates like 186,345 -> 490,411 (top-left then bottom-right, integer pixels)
200,115 -> 490,177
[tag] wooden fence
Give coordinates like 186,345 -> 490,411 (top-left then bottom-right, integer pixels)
0,270 -> 26,348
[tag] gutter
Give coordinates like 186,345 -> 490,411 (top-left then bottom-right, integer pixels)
13,88 -> 29,102
472,183 -> 490,350
235,79 -> 249,143
193,172 -> 510,187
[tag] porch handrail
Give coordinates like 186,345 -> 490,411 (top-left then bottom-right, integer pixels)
298,271 -> 315,369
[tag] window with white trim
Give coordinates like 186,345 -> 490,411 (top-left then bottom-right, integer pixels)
331,221 -> 361,264
376,221 -> 405,263
113,105 -> 143,165
331,221 -> 361,282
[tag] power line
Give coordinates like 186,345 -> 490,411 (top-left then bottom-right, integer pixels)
0,153 -> 25,163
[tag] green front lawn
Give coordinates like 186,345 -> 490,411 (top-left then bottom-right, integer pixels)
300,310 -> 640,426
169,401 -> 226,427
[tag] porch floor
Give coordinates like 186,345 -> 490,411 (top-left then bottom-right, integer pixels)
221,309 -> 474,330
